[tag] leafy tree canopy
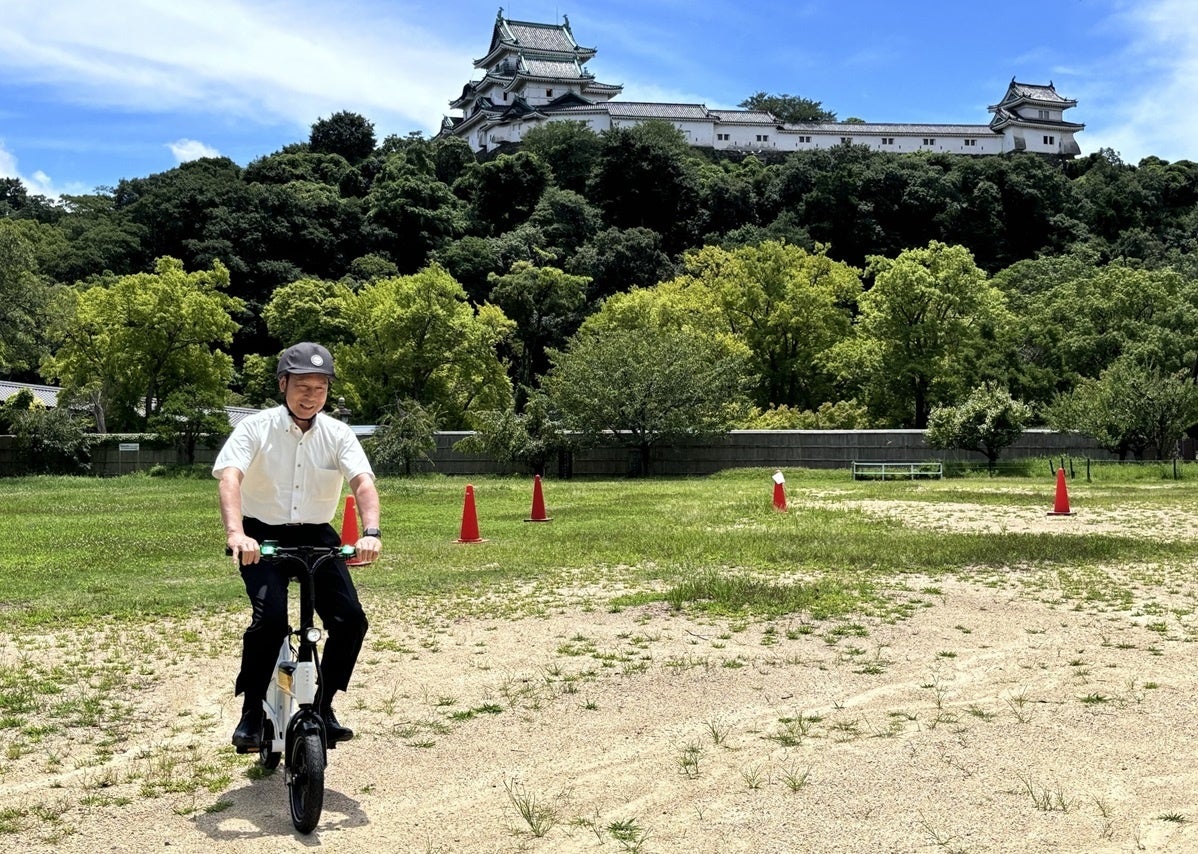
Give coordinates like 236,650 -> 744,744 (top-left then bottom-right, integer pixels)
335,264 -> 514,426
738,92 -> 837,123
310,111 -> 377,164
925,383 -> 1032,468
42,256 -> 241,432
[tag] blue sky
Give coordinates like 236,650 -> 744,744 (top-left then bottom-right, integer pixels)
1,0 -> 1194,197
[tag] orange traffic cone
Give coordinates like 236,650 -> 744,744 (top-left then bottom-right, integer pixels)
772,470 -> 787,511
455,484 -> 487,543
340,494 -> 368,565
1047,467 -> 1075,516
526,474 -> 551,522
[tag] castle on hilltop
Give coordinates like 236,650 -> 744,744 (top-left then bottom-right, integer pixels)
440,10 -> 1084,158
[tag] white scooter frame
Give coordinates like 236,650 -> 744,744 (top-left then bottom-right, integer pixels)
247,541 -> 356,834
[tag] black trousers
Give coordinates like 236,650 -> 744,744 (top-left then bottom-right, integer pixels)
235,518 -> 369,706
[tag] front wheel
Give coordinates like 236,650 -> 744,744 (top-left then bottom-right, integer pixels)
288,732 -> 325,834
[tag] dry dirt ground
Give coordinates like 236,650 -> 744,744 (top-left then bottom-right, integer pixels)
4,498 -> 1198,853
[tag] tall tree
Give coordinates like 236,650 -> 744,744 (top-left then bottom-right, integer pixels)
668,241 -> 860,410
738,92 -> 837,123
827,241 -> 1008,428
42,257 -> 242,432
453,151 -> 552,236
487,261 -> 589,407
588,122 -> 701,251
0,219 -> 57,377
309,111 -> 377,164
520,121 -> 603,194
566,226 -> 676,303
545,324 -> 749,475
335,264 -> 514,426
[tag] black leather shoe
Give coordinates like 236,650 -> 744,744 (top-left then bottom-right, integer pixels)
232,705 -> 263,750
322,707 -> 354,744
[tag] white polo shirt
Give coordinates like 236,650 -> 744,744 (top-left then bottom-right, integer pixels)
212,406 -> 374,526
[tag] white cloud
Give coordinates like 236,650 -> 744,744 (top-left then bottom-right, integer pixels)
168,139 -> 221,164
0,0 -> 475,136
0,139 -> 81,198
1083,0 -> 1198,162
0,143 -> 18,180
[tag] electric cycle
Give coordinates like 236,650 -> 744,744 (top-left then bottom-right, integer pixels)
229,540 -> 356,834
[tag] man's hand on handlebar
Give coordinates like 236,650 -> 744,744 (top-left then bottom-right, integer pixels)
353,534 -> 381,565
227,533 -> 261,566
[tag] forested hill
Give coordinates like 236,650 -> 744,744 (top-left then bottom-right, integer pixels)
2,111 -> 1197,446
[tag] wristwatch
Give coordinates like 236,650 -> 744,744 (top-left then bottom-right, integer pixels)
363,527 -> 382,539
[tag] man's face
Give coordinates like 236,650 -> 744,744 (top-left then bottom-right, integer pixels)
280,374 -> 330,420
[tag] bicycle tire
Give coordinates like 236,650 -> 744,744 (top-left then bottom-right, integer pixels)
288,732 -> 325,833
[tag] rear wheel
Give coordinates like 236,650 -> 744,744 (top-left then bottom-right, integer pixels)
259,718 -> 281,770
288,732 -> 325,834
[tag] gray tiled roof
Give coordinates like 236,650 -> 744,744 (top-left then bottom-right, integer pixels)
607,102 -> 712,120
0,380 -> 266,428
1010,83 -> 1069,103
711,110 -> 777,124
781,122 -> 992,135
504,21 -> 578,53
0,380 -> 60,409
520,58 -> 585,78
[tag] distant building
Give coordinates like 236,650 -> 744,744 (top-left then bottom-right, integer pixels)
0,380 -> 260,430
441,10 -> 1083,158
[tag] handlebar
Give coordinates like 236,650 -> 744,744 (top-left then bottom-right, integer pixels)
225,541 -> 357,558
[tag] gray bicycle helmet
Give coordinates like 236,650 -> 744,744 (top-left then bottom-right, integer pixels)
276,342 -> 336,379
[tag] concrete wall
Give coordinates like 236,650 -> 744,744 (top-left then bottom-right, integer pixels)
0,429 -> 1118,478
420,429 -> 1116,477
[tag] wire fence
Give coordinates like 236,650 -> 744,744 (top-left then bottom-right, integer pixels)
943,456 -> 1191,481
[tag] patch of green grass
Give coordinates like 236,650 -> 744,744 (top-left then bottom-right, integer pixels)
2,469 -> 1197,629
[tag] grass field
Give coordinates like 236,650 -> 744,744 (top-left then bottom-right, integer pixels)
4,464 -> 1198,850
1,465 -> 1194,628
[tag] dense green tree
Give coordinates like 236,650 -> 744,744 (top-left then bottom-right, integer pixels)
738,92 -> 837,123
42,257 -> 241,432
925,384 -> 1033,470
431,136 -> 478,186
1014,262 -> 1198,398
827,242 -> 1007,427
114,157 -> 250,272
526,187 -> 602,262
453,151 -> 552,236
520,121 -> 603,194
243,150 -> 356,187
1048,358 -> 1198,460
261,277 -> 356,346
309,111 -> 376,164
0,220 -> 57,376
696,160 -> 761,240
335,264 -> 514,425
40,193 -> 146,284
668,241 -> 861,410
0,177 -> 60,223
545,323 -> 750,475
365,169 -> 464,272
588,122 -> 701,251
566,226 -> 676,302
8,405 -> 96,474
486,261 -> 589,406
